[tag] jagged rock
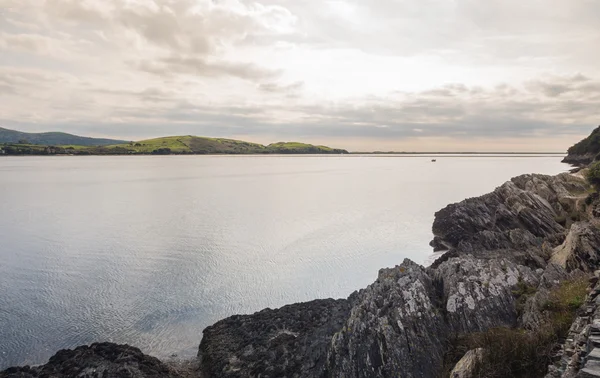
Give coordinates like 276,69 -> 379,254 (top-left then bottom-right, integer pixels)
450,348 -> 483,378
326,260 -> 447,378
434,256 -> 539,333
563,154 -> 595,167
198,298 -> 352,378
432,174 -> 587,255
552,222 -> 600,272
0,343 -> 182,378
520,263 -> 571,330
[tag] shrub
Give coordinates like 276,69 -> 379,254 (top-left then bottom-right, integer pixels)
586,192 -> 600,206
586,161 -> 600,190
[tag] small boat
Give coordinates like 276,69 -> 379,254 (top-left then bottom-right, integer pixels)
431,159 -> 437,162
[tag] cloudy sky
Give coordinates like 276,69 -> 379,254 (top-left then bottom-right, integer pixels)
0,0 -> 599,151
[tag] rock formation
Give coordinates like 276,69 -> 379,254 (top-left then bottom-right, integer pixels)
0,343 -> 184,378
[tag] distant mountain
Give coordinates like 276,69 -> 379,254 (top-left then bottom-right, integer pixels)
563,125 -> 600,166
0,127 -> 127,146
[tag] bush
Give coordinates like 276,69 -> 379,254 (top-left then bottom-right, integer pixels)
586,192 -> 599,206
587,161 -> 600,190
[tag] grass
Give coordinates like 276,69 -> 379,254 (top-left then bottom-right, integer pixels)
110,136 -> 192,153
442,277 -> 589,378
2,136 -> 348,155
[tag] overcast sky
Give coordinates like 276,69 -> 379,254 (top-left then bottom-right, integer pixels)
0,0 -> 599,151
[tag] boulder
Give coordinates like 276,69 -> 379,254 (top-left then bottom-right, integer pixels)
450,348 -> 484,378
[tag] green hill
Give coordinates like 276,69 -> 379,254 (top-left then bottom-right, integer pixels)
0,134 -> 348,155
564,125 -> 600,165
0,127 -> 127,146
107,136 -> 347,155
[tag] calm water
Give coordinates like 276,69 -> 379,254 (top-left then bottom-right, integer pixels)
0,155 -> 569,368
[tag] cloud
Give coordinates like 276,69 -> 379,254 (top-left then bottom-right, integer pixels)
139,56 -> 281,81
1,0 -> 600,151
258,81 -> 304,93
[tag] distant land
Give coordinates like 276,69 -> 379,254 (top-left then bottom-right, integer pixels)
352,151 -> 564,155
0,127 -> 127,146
0,127 -> 348,155
0,127 -> 567,156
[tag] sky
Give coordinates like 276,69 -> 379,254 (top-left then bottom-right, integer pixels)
0,0 -> 599,152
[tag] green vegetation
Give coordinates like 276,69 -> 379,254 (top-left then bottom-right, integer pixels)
442,277 -> 589,378
266,142 -> 338,154
567,125 -> 600,157
512,279 -> 537,315
587,161 -> 600,190
0,135 -> 348,156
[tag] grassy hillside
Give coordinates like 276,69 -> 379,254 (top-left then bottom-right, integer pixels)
111,136 -> 268,154
107,136 -> 346,154
0,135 -> 348,155
0,127 -> 127,146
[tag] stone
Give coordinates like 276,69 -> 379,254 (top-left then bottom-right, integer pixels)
450,349 -> 484,378
0,343 -> 182,378
199,298 -> 352,378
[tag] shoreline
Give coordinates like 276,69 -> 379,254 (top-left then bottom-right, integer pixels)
4,169 -> 600,377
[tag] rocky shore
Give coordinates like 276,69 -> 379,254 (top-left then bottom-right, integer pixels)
4,170 -> 600,377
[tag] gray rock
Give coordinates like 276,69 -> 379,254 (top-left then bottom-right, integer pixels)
432,173 -> 587,255
326,260 -> 446,378
198,298 -> 352,378
552,222 -> 600,272
434,256 -> 538,333
0,343 -> 182,378
450,348 -> 483,378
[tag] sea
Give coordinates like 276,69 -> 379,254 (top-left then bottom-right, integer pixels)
0,154 -> 569,368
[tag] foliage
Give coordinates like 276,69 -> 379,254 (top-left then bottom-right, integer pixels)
586,192 -> 600,206
567,125 -> 600,156
512,279 -> 537,315
586,161 -> 600,190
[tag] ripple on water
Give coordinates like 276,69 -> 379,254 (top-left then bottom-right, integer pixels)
0,155 -> 569,369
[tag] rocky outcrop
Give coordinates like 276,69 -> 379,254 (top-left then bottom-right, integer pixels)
197,173 -> 599,378
0,343 -> 184,378
433,256 -> 539,333
563,153 -> 596,167
431,173 -> 587,256
326,260 -> 446,378
450,348 -> 483,378
552,221 -> 600,272
199,299 -> 353,378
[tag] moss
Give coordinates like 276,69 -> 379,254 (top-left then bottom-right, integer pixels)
543,278 -> 588,313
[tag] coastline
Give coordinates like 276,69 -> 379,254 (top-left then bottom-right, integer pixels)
4,168 -> 600,377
